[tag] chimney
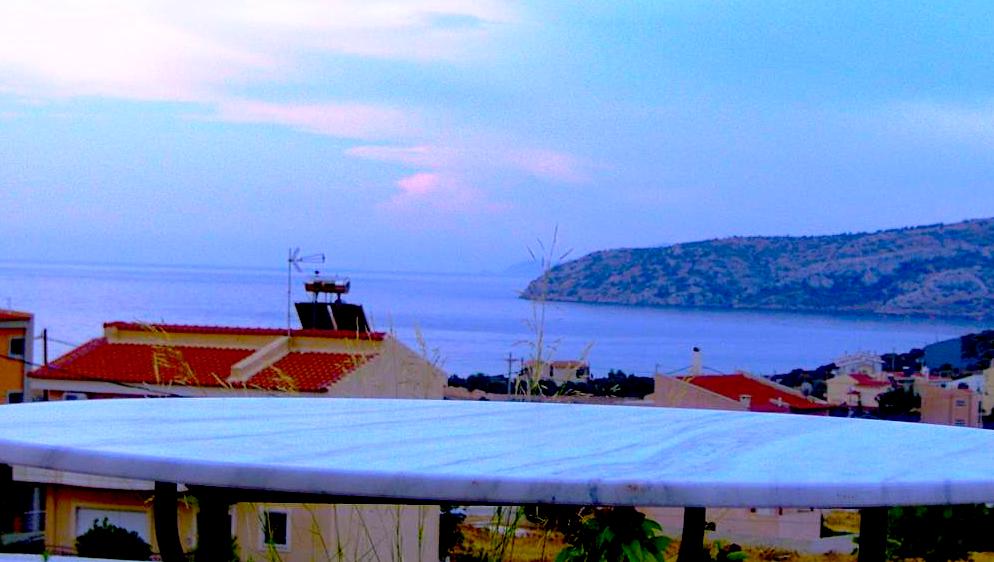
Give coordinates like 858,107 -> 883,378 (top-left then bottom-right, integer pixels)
691,347 -> 702,375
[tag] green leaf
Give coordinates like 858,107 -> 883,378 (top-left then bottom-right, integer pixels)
642,519 -> 662,534
621,541 -> 643,561
650,535 -> 671,552
556,546 -> 581,562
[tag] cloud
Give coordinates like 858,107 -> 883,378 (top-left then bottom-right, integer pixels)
213,99 -> 417,141
345,144 -> 456,168
885,100 -> 994,146
348,141 -> 589,216
0,0 -> 515,102
0,1 -> 269,102
348,143 -> 589,184
507,148 -> 589,184
231,1 -> 515,61
382,171 -> 507,216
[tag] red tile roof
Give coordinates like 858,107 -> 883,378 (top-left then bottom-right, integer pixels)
247,352 -> 374,392
32,339 -> 254,387
0,310 -> 31,322
679,373 -> 828,412
104,322 -> 385,341
850,374 -> 891,388
32,339 -> 376,393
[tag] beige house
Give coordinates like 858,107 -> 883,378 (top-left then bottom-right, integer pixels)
0,309 -> 33,404
652,373 -> 829,414
825,373 -> 891,408
920,383 -> 983,428
647,372 -> 830,545
833,352 -> 883,377
23,318 -> 445,561
644,506 -> 825,546
519,359 -> 590,384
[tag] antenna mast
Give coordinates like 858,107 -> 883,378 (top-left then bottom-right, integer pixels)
287,248 -> 325,336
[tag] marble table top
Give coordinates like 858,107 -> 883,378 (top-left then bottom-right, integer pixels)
0,397 -> 992,508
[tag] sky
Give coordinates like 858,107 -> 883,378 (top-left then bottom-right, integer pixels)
2,1 -> 993,273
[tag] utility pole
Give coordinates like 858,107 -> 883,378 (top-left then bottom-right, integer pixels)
505,352 -> 514,395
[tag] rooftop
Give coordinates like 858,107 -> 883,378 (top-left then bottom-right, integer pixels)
850,374 -> 891,388
32,325 -> 381,392
678,373 -> 828,412
104,321 -> 385,340
0,309 -> 32,322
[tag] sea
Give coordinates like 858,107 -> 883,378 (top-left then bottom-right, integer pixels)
0,261 -> 988,378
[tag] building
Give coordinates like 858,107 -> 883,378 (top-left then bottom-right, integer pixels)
932,373 -> 984,393
825,373 -> 891,408
652,373 -> 830,414
29,321 -> 442,400
15,283 -> 445,561
648,372 -> 829,545
833,352 -> 883,378
0,309 -> 33,404
920,383 -> 983,427
519,359 -> 590,384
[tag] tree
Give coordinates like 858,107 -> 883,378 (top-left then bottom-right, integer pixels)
555,506 -> 670,562
875,387 -> 920,420
887,504 -> 994,561
75,518 -> 152,560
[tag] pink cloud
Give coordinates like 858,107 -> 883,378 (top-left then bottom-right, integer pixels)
348,143 -> 589,184
213,99 -> 416,141
348,142 -> 588,220
0,1 -> 517,103
345,144 -> 456,168
507,148 -> 588,184
383,172 -> 508,216
396,172 -> 444,195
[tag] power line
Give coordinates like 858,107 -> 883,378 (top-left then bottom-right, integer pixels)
1,352 -> 188,398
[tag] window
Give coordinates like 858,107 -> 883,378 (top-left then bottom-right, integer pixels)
954,399 -> 966,407
6,391 -> 22,404
76,508 -> 149,541
8,337 -> 25,359
260,509 -> 289,550
954,419 -> 966,427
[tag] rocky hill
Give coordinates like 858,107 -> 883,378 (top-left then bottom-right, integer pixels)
521,218 -> 994,320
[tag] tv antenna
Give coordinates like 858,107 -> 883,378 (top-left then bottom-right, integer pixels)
287,248 -> 325,335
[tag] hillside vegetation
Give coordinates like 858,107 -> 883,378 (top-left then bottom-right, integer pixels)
522,218 -> 994,320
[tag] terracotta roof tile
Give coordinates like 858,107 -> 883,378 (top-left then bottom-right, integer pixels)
247,352 -> 375,392
850,374 -> 891,388
0,310 -> 31,322
679,373 -> 828,412
32,339 -> 253,387
32,338 -> 374,393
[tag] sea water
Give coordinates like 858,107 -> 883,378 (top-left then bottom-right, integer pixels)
0,261 -> 986,377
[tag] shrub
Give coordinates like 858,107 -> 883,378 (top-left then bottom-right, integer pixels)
75,517 -> 152,560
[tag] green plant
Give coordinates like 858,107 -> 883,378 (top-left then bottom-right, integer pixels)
708,540 -> 746,561
555,506 -> 669,562
518,227 -> 574,399
885,504 -> 994,561
75,517 -> 152,560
